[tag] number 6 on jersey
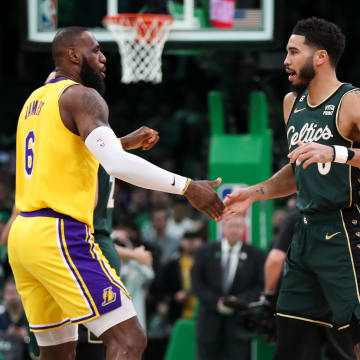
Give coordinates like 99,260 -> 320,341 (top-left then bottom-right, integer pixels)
25,130 -> 35,178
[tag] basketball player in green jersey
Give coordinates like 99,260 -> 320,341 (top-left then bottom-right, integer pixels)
223,17 -> 360,359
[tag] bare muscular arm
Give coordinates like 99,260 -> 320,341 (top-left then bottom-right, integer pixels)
223,164 -> 296,219
59,85 -> 224,220
338,91 -> 360,168
223,94 -> 297,219
222,93 -> 297,219
59,85 -> 109,140
283,92 -> 297,125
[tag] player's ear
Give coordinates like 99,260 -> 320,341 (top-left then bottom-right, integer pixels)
314,49 -> 327,66
68,47 -> 81,64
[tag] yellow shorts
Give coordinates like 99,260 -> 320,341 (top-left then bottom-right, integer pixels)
8,208 -> 129,333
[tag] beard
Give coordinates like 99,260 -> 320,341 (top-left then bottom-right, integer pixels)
290,56 -> 316,95
80,57 -> 106,95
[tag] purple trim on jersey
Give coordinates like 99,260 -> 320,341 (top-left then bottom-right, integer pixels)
62,218 -> 122,318
86,224 -> 128,294
99,257 -> 129,295
47,77 -> 69,84
30,318 -> 71,331
20,208 -> 75,221
58,219 -> 97,322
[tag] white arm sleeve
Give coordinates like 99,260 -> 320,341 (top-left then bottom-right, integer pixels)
85,126 -> 190,195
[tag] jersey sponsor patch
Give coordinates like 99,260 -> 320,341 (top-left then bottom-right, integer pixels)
323,104 -> 335,116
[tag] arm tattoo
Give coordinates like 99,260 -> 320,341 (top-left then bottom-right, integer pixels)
256,186 -> 265,195
81,92 -> 104,118
79,91 -> 108,139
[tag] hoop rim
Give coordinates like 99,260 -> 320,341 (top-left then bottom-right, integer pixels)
104,13 -> 174,25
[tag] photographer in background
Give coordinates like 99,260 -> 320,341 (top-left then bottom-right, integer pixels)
191,215 -> 265,360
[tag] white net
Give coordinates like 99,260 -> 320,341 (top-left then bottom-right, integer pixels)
105,15 -> 173,84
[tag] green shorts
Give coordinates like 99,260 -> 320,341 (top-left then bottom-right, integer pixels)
276,206 -> 360,329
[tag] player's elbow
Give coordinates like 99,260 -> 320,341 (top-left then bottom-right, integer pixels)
265,249 -> 286,268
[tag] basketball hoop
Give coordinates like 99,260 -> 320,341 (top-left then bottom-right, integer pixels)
104,14 -> 174,84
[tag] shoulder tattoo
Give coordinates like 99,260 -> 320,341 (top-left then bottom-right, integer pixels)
81,91 -> 104,117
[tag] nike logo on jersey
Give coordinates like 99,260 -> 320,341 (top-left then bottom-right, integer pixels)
171,176 -> 175,186
294,107 -> 306,113
325,232 -> 341,240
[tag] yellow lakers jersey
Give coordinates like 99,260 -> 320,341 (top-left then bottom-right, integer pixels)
15,79 -> 99,231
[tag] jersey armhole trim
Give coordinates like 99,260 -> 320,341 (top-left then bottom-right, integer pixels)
335,88 -> 359,145
57,82 -> 81,98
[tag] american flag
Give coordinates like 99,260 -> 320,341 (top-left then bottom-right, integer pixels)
233,9 -> 262,30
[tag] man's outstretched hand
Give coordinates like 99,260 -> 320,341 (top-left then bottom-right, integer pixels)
184,178 -> 224,221
121,126 -> 159,151
222,187 -> 253,220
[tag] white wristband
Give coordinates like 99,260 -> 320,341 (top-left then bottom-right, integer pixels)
333,145 -> 348,163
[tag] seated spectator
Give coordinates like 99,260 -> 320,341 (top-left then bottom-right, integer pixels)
159,231 -> 205,325
143,208 -> 179,268
0,277 -> 30,360
127,188 -> 151,229
167,197 -> 202,242
140,193 -> 172,242
111,227 -> 154,330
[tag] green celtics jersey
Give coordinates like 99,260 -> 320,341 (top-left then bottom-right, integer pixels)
286,83 -> 360,213
93,165 -> 115,236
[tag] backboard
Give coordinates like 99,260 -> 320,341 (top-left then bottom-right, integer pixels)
27,0 -> 275,48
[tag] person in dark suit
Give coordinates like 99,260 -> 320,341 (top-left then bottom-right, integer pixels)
191,214 -> 265,360
159,231 -> 205,325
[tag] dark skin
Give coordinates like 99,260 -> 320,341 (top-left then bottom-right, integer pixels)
57,30 -> 224,221
38,30 -> 223,360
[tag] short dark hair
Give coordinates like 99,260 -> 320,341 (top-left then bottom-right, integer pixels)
182,231 -> 204,241
292,17 -> 345,67
52,26 -> 88,65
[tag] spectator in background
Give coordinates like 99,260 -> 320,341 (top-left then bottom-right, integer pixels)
271,209 -> 287,238
127,188 -> 151,229
112,227 -> 154,330
167,197 -> 202,241
191,215 -> 265,360
159,231 -> 205,325
0,277 -> 30,360
0,182 -> 13,214
140,192 -> 172,241
143,208 -> 179,268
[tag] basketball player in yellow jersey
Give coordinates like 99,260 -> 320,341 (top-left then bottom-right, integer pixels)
9,27 -> 224,360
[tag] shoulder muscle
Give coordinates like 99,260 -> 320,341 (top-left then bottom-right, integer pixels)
339,90 -> 360,121
283,92 -> 297,125
60,86 -> 109,141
